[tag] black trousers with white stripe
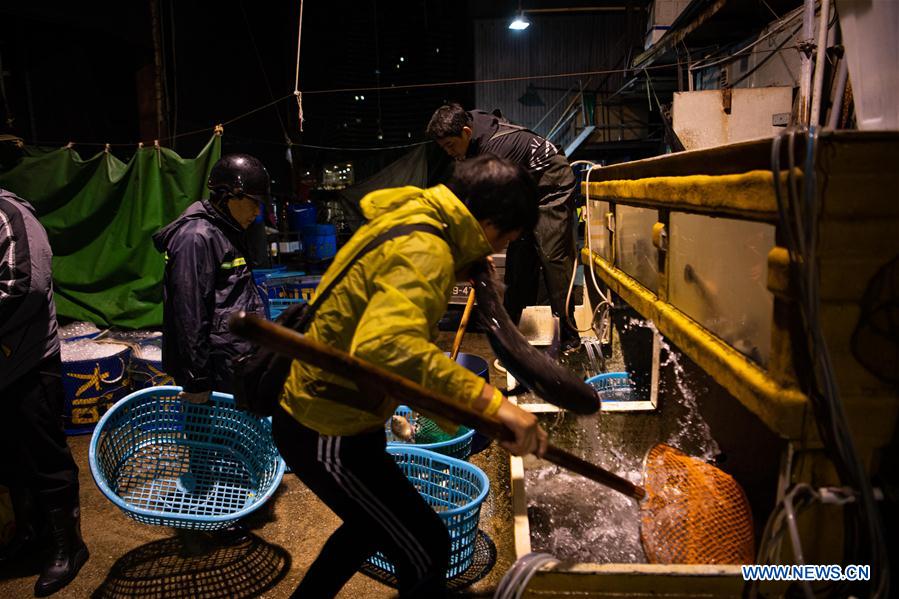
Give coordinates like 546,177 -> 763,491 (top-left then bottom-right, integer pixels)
273,406 -> 450,598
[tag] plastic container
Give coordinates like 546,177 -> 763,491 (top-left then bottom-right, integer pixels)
585,372 -> 639,402
88,386 -> 285,531
287,202 -> 317,232
447,352 -> 493,456
60,340 -> 132,435
129,338 -> 173,390
261,272 -> 320,320
386,406 -> 475,460
300,224 -> 337,262
252,266 -> 288,287
58,321 -> 102,342
366,447 -> 490,580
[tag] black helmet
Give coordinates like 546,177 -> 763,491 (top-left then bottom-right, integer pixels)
207,154 -> 271,203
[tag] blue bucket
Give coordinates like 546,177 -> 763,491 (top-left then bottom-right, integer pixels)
130,339 -> 174,390
450,353 -> 492,455
287,203 -> 317,232
60,340 -> 132,435
300,224 -> 337,262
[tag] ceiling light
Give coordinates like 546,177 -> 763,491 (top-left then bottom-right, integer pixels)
509,12 -> 530,30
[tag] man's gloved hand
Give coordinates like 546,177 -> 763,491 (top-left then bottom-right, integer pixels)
494,398 -> 548,457
177,390 -> 211,404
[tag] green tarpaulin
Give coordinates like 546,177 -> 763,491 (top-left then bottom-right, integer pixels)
0,135 -> 221,328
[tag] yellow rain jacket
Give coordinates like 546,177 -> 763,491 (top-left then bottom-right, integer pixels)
280,184 -> 499,435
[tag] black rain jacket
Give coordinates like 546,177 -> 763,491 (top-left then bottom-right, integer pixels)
0,189 -> 60,391
152,200 -> 264,393
464,109 -> 576,208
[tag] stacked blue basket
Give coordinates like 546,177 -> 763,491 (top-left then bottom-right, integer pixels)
89,386 -> 285,530
366,447 -> 489,580
387,406 -> 475,460
261,272 -> 321,320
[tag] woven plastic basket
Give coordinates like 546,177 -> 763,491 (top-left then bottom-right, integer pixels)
89,386 -> 285,531
386,406 -> 475,460
585,372 -> 639,402
366,446 -> 489,580
262,272 -> 320,320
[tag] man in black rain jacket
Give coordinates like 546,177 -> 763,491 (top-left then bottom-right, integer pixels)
152,154 -> 268,402
427,104 -> 580,352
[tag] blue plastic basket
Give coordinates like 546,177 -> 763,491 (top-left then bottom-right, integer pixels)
262,272 -> 320,320
585,372 -> 639,402
88,386 -> 285,531
366,447 -> 489,580
386,406 -> 475,460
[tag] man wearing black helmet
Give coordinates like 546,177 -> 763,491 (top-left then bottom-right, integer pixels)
153,154 -> 269,402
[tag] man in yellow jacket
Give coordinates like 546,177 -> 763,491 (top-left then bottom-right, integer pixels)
274,155 -> 548,597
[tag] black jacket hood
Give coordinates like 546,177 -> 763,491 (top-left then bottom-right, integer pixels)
153,199 -> 241,253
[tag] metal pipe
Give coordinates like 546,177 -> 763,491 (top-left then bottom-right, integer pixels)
826,57 -> 849,129
798,0 -> 816,125
810,0 -> 832,127
524,7 -> 641,14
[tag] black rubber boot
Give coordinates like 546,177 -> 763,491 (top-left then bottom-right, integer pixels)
0,488 -> 39,563
33,507 -> 89,597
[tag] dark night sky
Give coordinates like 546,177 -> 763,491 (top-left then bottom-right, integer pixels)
0,1 -> 487,185
0,0 -> 637,189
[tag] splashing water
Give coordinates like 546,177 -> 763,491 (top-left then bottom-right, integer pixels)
624,317 -> 720,461
526,317 -> 722,563
526,461 -> 645,563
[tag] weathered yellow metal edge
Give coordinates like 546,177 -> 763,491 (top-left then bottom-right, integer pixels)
583,248 -> 808,439
583,169 -> 795,222
524,563 -> 781,598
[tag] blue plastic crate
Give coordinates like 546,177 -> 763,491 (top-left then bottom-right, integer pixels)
88,386 -> 285,531
386,405 -> 475,460
366,447 -> 489,580
261,272 -> 320,320
585,372 -> 639,402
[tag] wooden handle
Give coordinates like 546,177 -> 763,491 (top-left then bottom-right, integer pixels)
450,290 -> 476,361
229,312 -> 645,501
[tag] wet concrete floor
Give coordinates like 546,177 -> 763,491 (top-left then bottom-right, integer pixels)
0,331 -> 518,598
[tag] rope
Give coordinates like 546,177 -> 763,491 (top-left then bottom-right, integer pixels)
301,64 -> 673,96
294,0 -> 304,131
21,60 -> 708,150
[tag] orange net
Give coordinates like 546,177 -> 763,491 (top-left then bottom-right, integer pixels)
640,444 -> 755,565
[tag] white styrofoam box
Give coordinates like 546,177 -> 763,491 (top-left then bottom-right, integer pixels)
517,306 -> 559,348
836,0 -> 899,130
